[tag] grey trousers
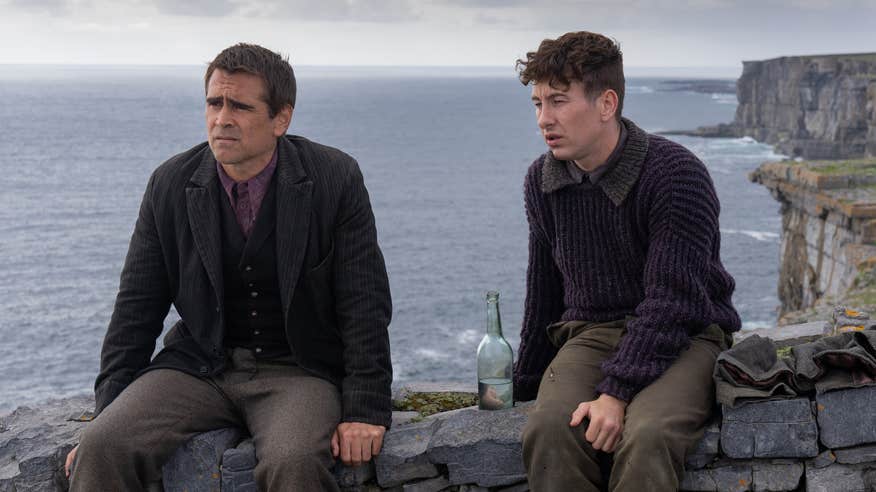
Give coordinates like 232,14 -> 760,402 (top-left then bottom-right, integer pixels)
70,348 -> 342,492
522,319 -> 730,492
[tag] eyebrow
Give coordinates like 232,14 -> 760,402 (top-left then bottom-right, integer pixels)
205,96 -> 256,111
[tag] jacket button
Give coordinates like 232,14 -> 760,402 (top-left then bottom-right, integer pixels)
199,366 -> 208,375
215,306 -> 220,313
250,291 -> 258,298
245,265 -> 253,272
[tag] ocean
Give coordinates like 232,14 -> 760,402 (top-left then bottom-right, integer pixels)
0,65 -> 784,413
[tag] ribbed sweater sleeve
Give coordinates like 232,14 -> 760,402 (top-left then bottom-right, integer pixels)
513,161 -> 564,401
596,147 -> 721,402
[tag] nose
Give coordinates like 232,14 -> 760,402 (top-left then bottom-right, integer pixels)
537,106 -> 552,130
214,104 -> 233,128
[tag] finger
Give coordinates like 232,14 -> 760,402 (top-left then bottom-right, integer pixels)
331,430 -> 339,457
604,433 -> 620,453
372,433 -> 384,456
65,447 -> 77,478
361,438 -> 373,464
341,433 -> 353,466
569,403 -> 589,427
584,415 -> 601,443
350,436 -> 363,466
592,426 -> 609,450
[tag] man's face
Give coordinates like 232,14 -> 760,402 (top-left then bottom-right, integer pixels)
531,80 -> 611,168
206,69 -> 291,178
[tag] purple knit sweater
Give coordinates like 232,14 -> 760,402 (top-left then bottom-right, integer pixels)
513,118 -> 741,403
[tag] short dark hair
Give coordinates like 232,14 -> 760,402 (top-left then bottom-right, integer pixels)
205,43 -> 296,118
517,31 -> 625,119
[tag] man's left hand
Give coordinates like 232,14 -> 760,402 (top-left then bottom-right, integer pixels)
331,422 -> 386,466
569,393 -> 628,452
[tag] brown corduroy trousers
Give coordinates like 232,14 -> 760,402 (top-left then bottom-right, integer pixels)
522,319 -> 730,492
69,348 -> 342,492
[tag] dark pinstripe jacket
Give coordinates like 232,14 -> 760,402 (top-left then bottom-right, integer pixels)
94,135 -> 393,427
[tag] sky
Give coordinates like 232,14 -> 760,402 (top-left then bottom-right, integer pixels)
1,0 -> 874,75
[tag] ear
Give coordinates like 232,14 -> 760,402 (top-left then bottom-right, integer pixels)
598,90 -> 619,122
272,105 -> 294,137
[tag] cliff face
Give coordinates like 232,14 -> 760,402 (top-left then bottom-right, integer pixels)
750,159 -> 876,318
735,53 -> 876,159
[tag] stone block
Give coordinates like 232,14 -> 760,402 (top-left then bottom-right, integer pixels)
808,450 -> 836,469
835,444 -> 876,465
496,482 -> 529,492
686,420 -> 721,469
392,411 -> 421,428
426,404 -> 531,487
0,396 -> 93,492
721,399 -> 818,458
681,460 -> 803,492
375,419 -> 440,487
805,463 -> 872,492
220,439 -> 257,492
163,427 -> 242,492
817,385 -> 876,448
401,475 -> 451,492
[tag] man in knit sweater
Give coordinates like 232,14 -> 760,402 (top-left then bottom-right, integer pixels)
513,32 -> 741,490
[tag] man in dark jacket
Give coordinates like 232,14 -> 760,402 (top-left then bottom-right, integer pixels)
66,43 -> 392,492
513,32 -> 740,490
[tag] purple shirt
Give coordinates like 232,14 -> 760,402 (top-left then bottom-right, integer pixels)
216,147 -> 278,238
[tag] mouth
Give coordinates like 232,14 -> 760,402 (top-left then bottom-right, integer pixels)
213,136 -> 238,144
544,134 -> 561,146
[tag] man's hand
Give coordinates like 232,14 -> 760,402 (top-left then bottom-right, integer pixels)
569,394 -> 628,452
65,444 -> 78,478
331,422 -> 386,467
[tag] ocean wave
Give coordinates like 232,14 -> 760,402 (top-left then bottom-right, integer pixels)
414,348 -> 450,360
627,85 -> 654,94
721,229 -> 780,242
741,320 -> 773,330
710,93 -> 738,105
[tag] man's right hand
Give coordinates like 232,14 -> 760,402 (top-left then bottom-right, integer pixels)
65,445 -> 78,478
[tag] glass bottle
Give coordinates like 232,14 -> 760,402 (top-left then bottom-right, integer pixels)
477,290 -> 514,410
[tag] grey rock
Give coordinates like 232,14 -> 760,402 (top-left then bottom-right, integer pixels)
333,462 -> 375,487
751,461 -> 803,491
805,463 -> 869,492
221,439 -> 257,492
710,464 -> 752,492
375,419 -> 440,487
458,486 -> 490,492
401,475 -> 451,492
686,420 -> 721,469
162,427 -> 242,492
817,386 -> 876,448
426,404 -> 531,487
835,444 -> 876,465
0,396 -> 93,492
808,450 -> 837,469
681,468 -> 718,491
392,411 -> 422,428
721,399 -> 818,458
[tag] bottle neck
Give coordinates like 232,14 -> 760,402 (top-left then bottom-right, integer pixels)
486,299 -> 503,337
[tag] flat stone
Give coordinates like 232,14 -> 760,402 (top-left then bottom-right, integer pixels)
751,461 -> 803,491
392,411 -> 422,428
401,475 -> 451,492
496,482 -> 529,492
220,440 -> 257,492
817,386 -> 876,448
426,403 -> 531,487
681,468 -> 718,491
458,486 -> 490,492
710,464 -> 752,492
721,399 -> 818,458
375,419 -> 440,487
834,444 -> 876,465
163,427 -> 242,492
686,420 -> 721,469
808,450 -> 837,469
0,396 -> 93,492
805,463 -> 869,492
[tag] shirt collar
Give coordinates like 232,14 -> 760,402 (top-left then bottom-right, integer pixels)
541,117 -> 649,206
216,146 -> 279,200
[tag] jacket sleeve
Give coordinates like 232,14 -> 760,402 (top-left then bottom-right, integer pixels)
332,162 -> 393,428
94,173 -> 172,414
513,163 -> 564,402
596,155 -> 720,402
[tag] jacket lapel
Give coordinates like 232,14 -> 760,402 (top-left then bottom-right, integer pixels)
186,150 -> 225,308
274,137 -> 313,319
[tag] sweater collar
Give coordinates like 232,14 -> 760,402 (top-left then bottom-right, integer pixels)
541,117 -> 649,206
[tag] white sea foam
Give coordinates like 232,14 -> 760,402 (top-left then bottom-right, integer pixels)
710,93 -> 738,105
741,320 -> 774,330
721,229 -> 780,242
627,85 -> 654,94
415,348 -> 449,361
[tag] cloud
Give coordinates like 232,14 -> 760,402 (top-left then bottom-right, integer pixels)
152,0 -> 239,17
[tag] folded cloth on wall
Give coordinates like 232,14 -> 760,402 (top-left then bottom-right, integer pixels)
793,330 -> 876,393
715,331 -> 876,407
714,334 -> 800,407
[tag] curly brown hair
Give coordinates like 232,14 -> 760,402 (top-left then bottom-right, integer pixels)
517,31 -> 624,119
205,43 -> 296,118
